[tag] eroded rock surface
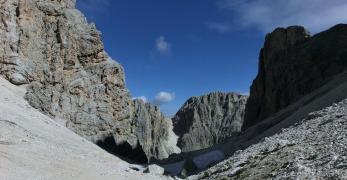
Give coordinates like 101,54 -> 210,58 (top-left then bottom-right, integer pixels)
0,0 -> 177,161
244,25 -> 347,129
173,92 -> 248,152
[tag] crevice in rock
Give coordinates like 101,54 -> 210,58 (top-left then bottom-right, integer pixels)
96,135 -> 148,164
16,6 -> 20,17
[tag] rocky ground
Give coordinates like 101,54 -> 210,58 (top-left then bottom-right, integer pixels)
190,99 -> 347,179
0,76 -> 170,180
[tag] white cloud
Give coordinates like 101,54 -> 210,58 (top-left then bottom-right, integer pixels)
132,96 -> 148,103
205,22 -> 231,33
217,0 -> 347,33
155,36 -> 171,55
240,92 -> 249,96
154,91 -> 175,105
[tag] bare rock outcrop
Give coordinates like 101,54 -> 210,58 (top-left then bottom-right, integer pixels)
0,0 -> 177,161
173,92 -> 248,152
244,24 -> 347,129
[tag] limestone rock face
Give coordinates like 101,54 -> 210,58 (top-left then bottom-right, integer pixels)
132,99 -> 181,161
0,0 -> 177,161
173,92 -> 248,152
244,25 -> 347,129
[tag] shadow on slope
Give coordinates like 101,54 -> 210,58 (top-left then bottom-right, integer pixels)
96,135 -> 148,164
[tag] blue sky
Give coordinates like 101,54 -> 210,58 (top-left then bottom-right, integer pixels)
76,0 -> 347,116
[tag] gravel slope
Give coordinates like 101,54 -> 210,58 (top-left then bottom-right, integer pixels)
190,99 -> 347,179
0,76 -> 168,180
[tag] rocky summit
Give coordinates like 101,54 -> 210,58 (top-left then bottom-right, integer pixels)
0,0 -> 178,162
244,25 -> 347,129
173,92 -> 248,152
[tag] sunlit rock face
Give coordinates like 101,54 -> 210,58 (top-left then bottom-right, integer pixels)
0,0 -> 178,161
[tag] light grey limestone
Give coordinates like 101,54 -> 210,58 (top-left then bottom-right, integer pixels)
132,99 -> 181,161
0,0 -> 178,161
145,164 -> 165,176
173,92 -> 248,152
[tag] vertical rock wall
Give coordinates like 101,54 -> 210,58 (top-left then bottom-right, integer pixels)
244,25 -> 347,129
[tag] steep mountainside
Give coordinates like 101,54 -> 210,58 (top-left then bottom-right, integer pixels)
0,0 -> 177,161
244,25 -> 347,129
191,99 -> 347,179
173,92 -> 248,152
0,77 -> 168,180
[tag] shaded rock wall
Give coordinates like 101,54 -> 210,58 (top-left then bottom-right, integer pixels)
244,24 -> 347,129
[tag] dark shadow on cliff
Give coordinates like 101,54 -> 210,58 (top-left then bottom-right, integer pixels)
96,135 -> 148,164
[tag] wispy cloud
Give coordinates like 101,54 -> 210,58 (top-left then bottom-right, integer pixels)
217,0 -> 347,33
155,36 -> 171,55
205,22 -> 231,33
154,91 -> 175,105
132,96 -> 148,103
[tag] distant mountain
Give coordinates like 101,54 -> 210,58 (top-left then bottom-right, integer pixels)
173,92 -> 248,152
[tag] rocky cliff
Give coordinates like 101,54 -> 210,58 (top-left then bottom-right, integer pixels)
173,92 -> 248,152
131,99 -> 180,161
0,0 -> 177,161
244,24 -> 347,129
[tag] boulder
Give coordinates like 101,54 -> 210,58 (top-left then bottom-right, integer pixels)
145,164 -> 165,176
